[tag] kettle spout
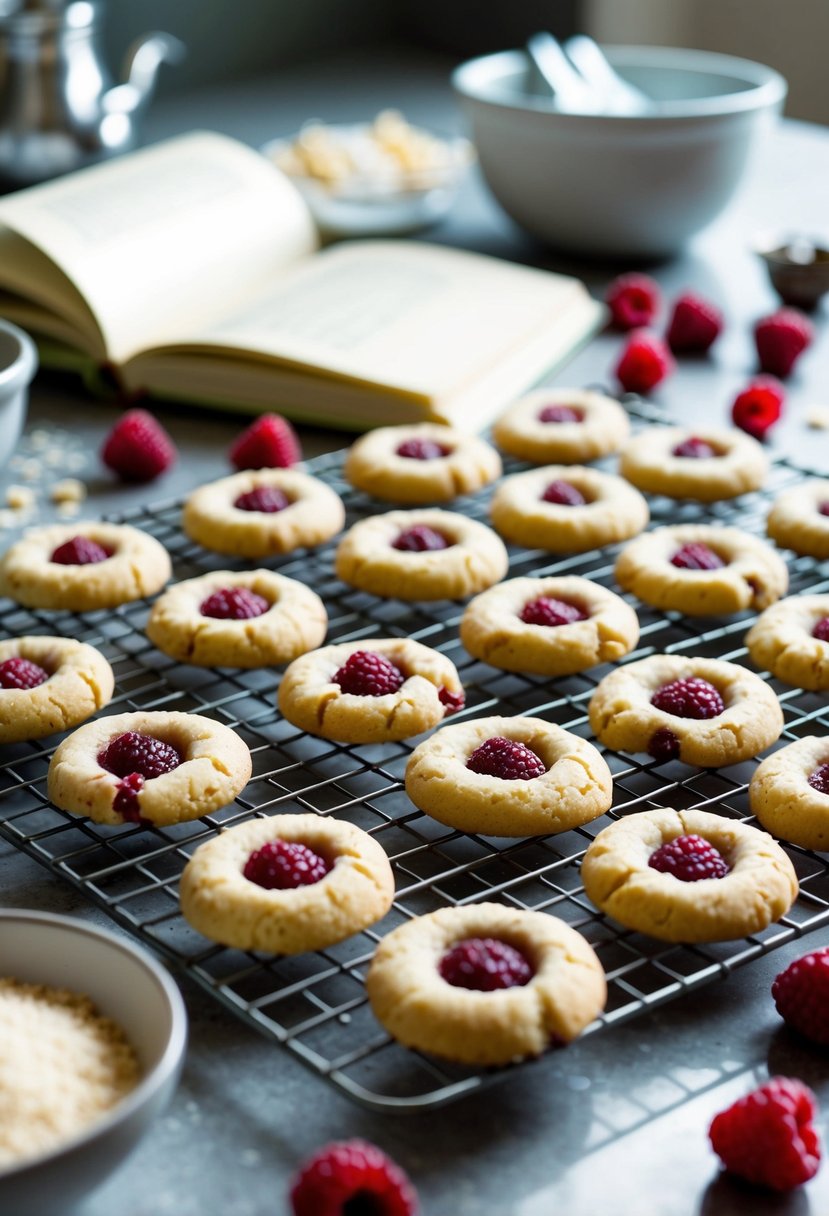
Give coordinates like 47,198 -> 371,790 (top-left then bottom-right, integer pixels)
104,32 -> 185,118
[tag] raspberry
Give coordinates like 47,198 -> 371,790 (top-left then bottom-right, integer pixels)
439,937 -> 533,991
520,596 -> 587,627
229,413 -> 301,470
541,479 -> 586,506
113,772 -> 145,822
614,329 -> 675,394
773,948 -> 829,1045
649,833 -> 729,881
244,839 -> 330,890
537,404 -> 582,424
98,731 -> 182,779
101,409 -> 177,483
731,375 -> 785,440
670,542 -> 726,571
813,618 -> 829,643
0,657 -> 49,689
392,525 -> 449,552
651,677 -> 724,719
648,727 -> 680,762
333,650 -> 404,697
438,686 -> 465,715
672,436 -> 717,459
395,438 -> 450,460
666,292 -> 723,353
290,1140 -> 417,1216
51,536 -> 112,565
606,273 -> 660,331
709,1077 -> 821,1191
807,764 -> 829,795
199,587 -> 269,620
755,309 -> 814,377
819,502 -> 829,519
234,486 -> 290,513
466,736 -> 546,780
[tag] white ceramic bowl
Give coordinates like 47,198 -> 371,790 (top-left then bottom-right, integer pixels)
453,46 -> 787,257
0,910 -> 187,1216
0,319 -> 36,468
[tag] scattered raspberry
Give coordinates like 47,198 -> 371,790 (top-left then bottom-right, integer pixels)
807,764 -> 829,795
439,937 -> 533,991
101,408 -> 177,482
395,438 -> 450,460
333,650 -> 405,697
813,618 -> 829,643
113,772 -> 144,822
392,525 -> 450,552
234,485 -> 291,513
199,587 -> 269,620
649,833 -> 729,881
670,542 -> 726,571
648,727 -> 680,763
614,329 -> 675,394
672,436 -> 717,459
538,404 -> 582,424
51,536 -> 112,565
229,413 -> 301,470
773,949 -> 829,1046
606,273 -> 660,331
755,309 -> 814,377
520,596 -> 587,627
98,732 -> 182,780
731,375 -> 785,440
819,502 -> 829,518
466,736 -> 546,780
541,479 -> 586,506
290,1139 -> 418,1216
438,686 -> 465,715
651,677 -> 724,719
666,292 -> 723,353
709,1077 -> 821,1191
0,657 -> 49,690
244,839 -> 330,890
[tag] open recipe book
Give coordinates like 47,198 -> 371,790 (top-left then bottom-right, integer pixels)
0,131 -> 603,431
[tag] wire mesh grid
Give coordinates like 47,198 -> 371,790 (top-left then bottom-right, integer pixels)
2,400 -> 829,1113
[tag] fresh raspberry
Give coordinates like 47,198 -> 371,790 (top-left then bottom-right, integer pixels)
813,618 -> 829,643
395,438 -> 450,460
466,736 -> 546,780
229,413 -> 301,470
755,309 -> 814,377
614,329 -> 675,394
51,536 -> 112,565
541,479 -> 586,506
649,833 -> 729,881
98,731 -> 182,780
438,686 -> 465,715
731,375 -> 785,440
439,937 -> 533,991
773,949 -> 829,1046
520,596 -> 587,627
820,502 -> 829,518
666,292 -> 723,353
537,404 -> 583,424
670,542 -> 726,571
392,525 -> 449,552
651,677 -> 724,719
333,650 -> 405,697
243,839 -> 330,890
807,764 -> 829,795
709,1077 -> 821,1191
113,772 -> 145,822
0,657 -> 49,689
101,409 -> 177,483
233,485 -> 290,513
672,436 -> 717,459
648,727 -> 680,762
199,587 -> 269,620
606,273 -> 660,331
290,1139 -> 418,1216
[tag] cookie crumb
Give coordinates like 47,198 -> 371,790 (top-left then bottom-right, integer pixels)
807,405 -> 829,430
50,478 -> 87,505
56,500 -> 81,519
20,459 -> 42,482
5,485 -> 35,511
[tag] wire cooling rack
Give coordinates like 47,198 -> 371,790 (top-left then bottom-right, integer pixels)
2,400 -> 829,1112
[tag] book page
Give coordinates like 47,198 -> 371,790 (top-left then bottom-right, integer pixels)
0,132 -> 317,364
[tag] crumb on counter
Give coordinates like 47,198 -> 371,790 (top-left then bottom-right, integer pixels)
50,478 -> 87,505
807,405 -> 829,429
5,485 -> 35,511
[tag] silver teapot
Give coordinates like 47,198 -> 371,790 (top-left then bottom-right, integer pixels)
0,0 -> 184,188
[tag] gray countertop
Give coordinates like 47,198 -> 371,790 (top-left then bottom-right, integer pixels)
3,50 -> 829,1216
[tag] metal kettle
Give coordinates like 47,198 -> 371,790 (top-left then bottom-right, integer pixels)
0,0 -> 184,189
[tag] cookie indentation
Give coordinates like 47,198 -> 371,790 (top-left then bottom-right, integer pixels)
439,938 -> 533,990
649,833 -> 730,881
244,840 -> 331,889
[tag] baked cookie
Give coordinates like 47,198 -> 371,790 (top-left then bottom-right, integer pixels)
183,470 -> 345,558
405,716 -> 613,836
278,639 -> 465,744
619,427 -> 767,502
146,570 -> 327,668
581,807 -> 798,943
0,523 -> 171,612
489,466 -> 648,554
0,637 -> 114,744
588,655 -> 783,766
344,423 -> 501,504
460,576 -> 639,677
746,595 -> 829,690
767,480 -> 829,558
750,737 -> 829,852
615,525 -> 788,616
334,509 -> 508,601
179,812 -> 395,954
47,711 -> 251,827
492,387 -> 630,464
366,903 -> 606,1065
